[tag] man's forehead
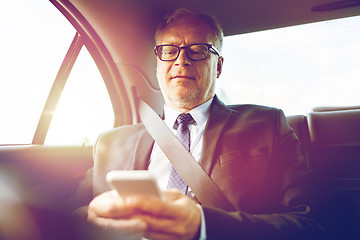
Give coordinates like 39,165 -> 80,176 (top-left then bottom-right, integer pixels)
157,32 -> 210,44
156,17 -> 213,44
166,16 -> 210,31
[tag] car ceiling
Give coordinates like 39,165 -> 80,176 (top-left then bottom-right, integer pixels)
71,0 -> 360,36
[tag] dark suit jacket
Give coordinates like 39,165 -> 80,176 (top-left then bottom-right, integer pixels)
83,96 -> 323,239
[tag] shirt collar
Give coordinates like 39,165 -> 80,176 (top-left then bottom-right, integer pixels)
163,98 -> 213,130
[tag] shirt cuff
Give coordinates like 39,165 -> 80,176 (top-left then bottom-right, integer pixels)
197,204 -> 207,240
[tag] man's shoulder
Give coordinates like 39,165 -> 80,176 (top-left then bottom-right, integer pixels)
104,123 -> 144,134
97,123 -> 145,144
226,103 -> 279,112
225,103 -> 282,118
212,96 -> 281,116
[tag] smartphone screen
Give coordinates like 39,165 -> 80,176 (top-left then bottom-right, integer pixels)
106,170 -> 163,200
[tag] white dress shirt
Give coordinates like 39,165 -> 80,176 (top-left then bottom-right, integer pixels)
147,98 -> 212,240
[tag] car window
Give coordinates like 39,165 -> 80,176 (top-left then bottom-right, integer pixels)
45,47 -> 114,145
217,15 -> 360,116
0,0 -> 114,145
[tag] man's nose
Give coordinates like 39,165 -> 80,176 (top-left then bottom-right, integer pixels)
174,49 -> 191,66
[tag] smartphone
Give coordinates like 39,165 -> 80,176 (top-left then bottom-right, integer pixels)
106,170 -> 163,200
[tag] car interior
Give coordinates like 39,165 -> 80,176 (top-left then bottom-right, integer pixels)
0,0 -> 359,239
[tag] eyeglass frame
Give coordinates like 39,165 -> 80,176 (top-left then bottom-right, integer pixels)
154,43 -> 221,61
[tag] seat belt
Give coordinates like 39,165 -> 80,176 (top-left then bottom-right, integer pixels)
138,100 -> 235,211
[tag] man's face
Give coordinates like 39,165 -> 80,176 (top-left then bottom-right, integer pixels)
155,16 -> 223,112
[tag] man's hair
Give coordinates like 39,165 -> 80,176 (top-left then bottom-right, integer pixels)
155,8 -> 224,51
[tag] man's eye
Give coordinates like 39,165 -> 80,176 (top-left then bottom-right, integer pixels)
189,46 -> 207,54
189,49 -> 202,54
164,50 -> 176,55
189,48 -> 206,56
162,48 -> 177,55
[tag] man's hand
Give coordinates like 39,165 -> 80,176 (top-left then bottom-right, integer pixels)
127,189 -> 201,240
87,190 -> 147,240
87,189 -> 201,240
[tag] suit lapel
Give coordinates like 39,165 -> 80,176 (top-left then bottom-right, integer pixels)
133,126 -> 154,170
199,96 -> 233,174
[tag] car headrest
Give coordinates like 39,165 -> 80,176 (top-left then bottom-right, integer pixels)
312,105 -> 360,112
307,109 -> 360,146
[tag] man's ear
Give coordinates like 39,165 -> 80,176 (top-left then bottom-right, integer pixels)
216,56 -> 224,78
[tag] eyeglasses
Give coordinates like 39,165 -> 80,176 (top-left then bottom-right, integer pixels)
154,43 -> 220,61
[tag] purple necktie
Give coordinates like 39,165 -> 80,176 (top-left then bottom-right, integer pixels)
167,113 -> 194,193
